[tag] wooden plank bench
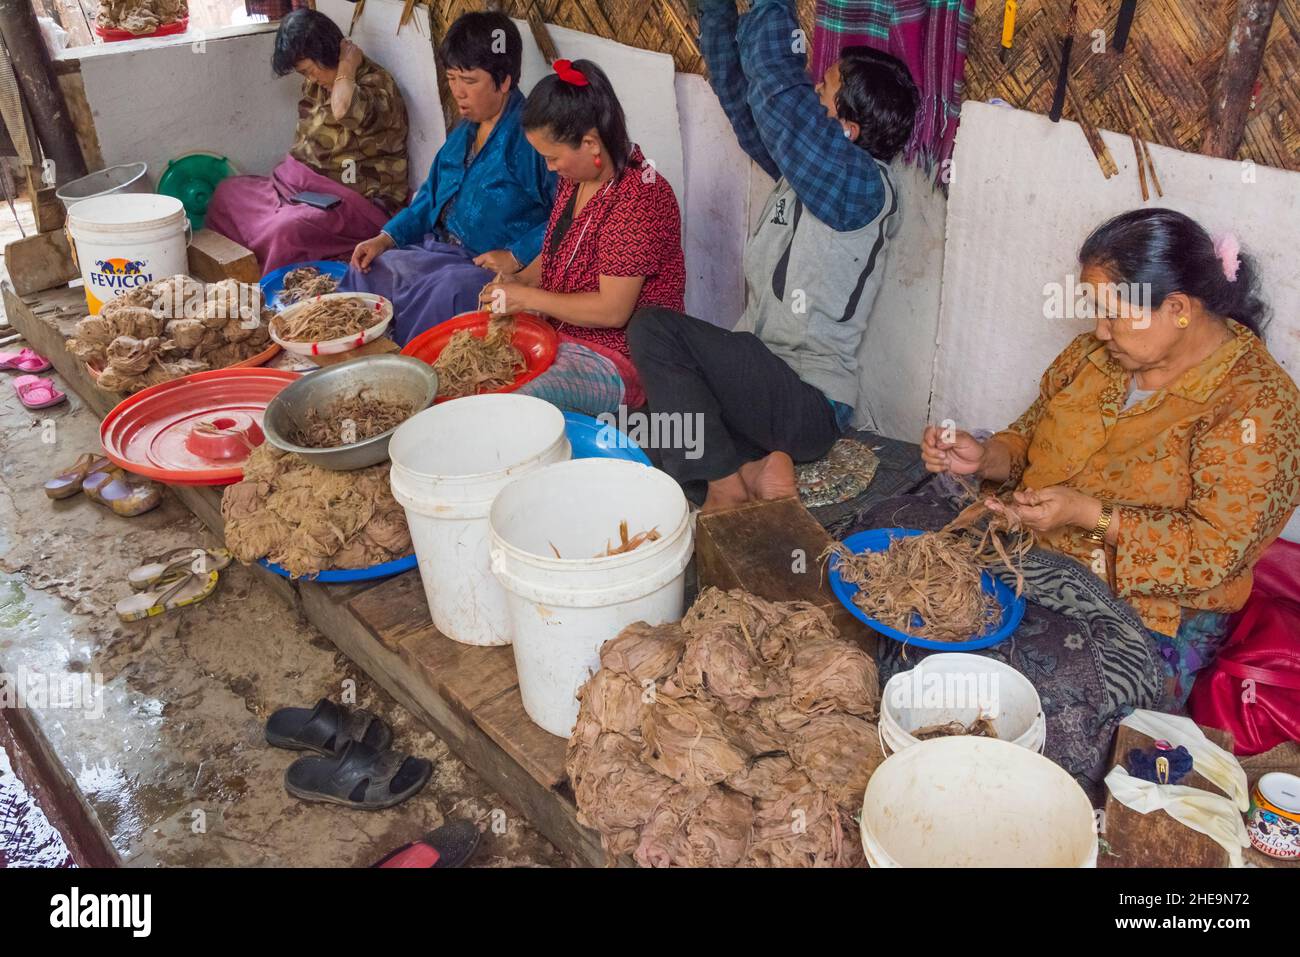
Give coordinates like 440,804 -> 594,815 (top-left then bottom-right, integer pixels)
3,279 -> 926,867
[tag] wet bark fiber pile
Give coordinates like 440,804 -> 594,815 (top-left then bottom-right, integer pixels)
96,0 -> 187,34
66,276 -> 272,393
220,445 -> 411,577
566,587 -> 885,867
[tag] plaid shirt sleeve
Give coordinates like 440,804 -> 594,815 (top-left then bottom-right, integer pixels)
736,0 -> 886,231
698,1 -> 781,181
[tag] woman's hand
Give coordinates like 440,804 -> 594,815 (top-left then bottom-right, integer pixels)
479,278 -> 534,314
473,249 -> 521,275
351,233 -> 395,272
988,486 -> 1098,535
338,39 -> 363,78
921,425 -> 986,475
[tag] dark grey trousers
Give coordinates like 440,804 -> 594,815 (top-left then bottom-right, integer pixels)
626,306 -> 842,504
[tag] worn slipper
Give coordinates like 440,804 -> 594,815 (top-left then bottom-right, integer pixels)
284,740 -> 431,810
128,547 -> 232,590
44,452 -> 111,500
13,375 -> 66,410
83,466 -> 162,517
115,570 -> 220,622
372,821 -> 482,868
0,348 -> 52,373
265,698 -> 393,756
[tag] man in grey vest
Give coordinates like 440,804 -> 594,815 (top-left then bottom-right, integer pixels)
627,0 -> 918,510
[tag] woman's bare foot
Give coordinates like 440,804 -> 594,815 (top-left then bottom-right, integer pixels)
701,473 -> 750,512
739,451 -> 797,501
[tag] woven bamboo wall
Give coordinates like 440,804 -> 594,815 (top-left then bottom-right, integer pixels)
964,0 -> 1300,171
425,0 -> 816,75
421,1 -> 1297,172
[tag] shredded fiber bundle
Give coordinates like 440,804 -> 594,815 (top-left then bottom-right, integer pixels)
96,0 -> 186,34
272,295 -> 379,343
220,445 -> 410,577
290,391 -> 415,449
597,520 -> 661,557
823,502 -> 1032,644
567,588 -> 884,867
278,267 -> 339,306
67,275 -> 271,394
432,319 -> 526,399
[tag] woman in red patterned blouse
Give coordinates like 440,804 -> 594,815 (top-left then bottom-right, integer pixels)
479,58 -> 685,415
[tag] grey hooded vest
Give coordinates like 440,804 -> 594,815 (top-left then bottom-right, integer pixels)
735,161 -> 900,407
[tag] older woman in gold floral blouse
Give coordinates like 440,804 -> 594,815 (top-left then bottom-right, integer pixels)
923,209 -> 1300,706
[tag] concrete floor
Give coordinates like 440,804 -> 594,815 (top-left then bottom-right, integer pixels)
0,361 -> 568,867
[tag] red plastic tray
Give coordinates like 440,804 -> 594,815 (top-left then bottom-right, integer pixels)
401,311 -> 558,403
100,367 -> 299,486
95,16 -> 189,43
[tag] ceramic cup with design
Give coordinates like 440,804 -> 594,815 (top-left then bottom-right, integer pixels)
1246,772 -> 1300,860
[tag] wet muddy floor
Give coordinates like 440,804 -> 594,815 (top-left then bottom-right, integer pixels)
0,361 -> 568,867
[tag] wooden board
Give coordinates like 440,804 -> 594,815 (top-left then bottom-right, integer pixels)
187,229 -> 261,284
310,336 -> 400,367
695,496 -> 877,658
3,231 -> 81,296
1100,723 -> 1235,868
54,69 -> 105,173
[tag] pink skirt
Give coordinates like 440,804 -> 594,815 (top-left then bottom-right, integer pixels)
205,154 -> 390,273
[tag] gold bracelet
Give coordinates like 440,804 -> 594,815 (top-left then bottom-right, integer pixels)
1087,500 -> 1114,544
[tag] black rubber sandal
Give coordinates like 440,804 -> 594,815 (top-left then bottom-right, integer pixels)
372,821 -> 483,868
265,698 -> 393,756
283,740 -> 432,810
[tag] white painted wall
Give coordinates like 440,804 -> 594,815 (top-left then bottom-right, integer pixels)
317,0 -> 446,192
854,163 -> 947,439
931,101 -> 1300,435
68,25 -> 299,187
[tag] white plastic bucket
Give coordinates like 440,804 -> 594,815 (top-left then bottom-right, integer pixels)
388,394 -> 570,647
65,193 -> 190,314
879,653 -> 1045,755
860,736 -> 1098,867
488,458 -> 692,737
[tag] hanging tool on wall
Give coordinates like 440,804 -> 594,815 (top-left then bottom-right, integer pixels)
999,1 -> 1018,64
1068,83 -> 1118,179
1118,75 -> 1163,198
1113,0 -> 1138,53
1049,1 -> 1079,122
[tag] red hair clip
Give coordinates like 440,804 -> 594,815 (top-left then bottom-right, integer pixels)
552,59 -> 589,87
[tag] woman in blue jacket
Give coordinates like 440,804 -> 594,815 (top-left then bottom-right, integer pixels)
341,12 -> 556,344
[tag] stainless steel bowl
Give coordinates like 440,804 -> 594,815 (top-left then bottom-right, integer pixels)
262,355 -> 437,470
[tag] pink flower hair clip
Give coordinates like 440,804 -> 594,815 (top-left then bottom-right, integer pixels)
1213,232 -> 1241,283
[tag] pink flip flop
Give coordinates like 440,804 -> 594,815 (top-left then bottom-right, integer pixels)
0,348 -> 53,373
13,375 -> 66,410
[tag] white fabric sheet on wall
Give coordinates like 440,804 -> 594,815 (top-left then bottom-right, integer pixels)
854,162 -> 947,440
675,74 -> 749,327
931,101 -> 1300,436
514,19 -> 685,236
319,0 -> 446,192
